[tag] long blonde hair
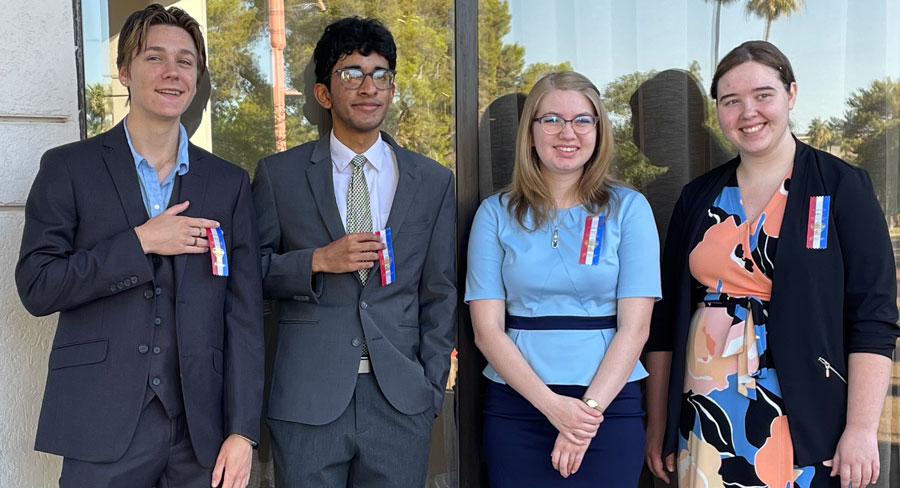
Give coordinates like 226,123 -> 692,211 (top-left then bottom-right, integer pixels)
503,71 -> 615,230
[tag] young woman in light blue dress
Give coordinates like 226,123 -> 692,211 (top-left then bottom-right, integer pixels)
466,71 -> 661,486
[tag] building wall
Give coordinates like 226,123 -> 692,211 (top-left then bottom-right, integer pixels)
0,0 -> 79,484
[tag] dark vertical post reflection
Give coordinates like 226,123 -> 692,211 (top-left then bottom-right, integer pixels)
455,0 -> 487,486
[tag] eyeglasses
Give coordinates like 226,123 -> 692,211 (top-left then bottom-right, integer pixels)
532,115 -> 598,135
332,68 -> 396,90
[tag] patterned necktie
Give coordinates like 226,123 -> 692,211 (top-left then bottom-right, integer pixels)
346,154 -> 372,285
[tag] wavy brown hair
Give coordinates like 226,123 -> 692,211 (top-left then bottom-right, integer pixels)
503,71 -> 615,230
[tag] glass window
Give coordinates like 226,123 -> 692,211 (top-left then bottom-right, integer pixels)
475,1 -> 900,487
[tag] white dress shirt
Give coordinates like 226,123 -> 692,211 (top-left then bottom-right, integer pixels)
331,130 -> 399,231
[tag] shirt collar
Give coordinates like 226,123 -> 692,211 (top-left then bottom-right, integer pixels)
330,130 -> 386,173
123,117 -> 191,176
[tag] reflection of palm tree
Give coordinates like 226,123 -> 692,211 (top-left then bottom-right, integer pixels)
745,0 -> 802,41
805,117 -> 837,151
706,0 -> 740,68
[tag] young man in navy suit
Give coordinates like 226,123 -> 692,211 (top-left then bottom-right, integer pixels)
16,4 -> 262,487
253,17 -> 457,487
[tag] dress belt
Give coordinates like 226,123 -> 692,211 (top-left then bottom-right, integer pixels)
505,315 -> 616,331
703,295 -> 769,399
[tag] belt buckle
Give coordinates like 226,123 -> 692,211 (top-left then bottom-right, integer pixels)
358,356 -> 371,374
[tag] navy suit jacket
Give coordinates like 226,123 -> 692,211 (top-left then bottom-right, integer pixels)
15,122 -> 264,467
252,132 -> 457,425
648,139 -> 899,466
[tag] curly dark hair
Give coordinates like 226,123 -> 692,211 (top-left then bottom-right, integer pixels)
313,16 -> 397,89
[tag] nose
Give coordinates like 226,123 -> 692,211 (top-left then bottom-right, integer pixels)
358,73 -> 377,94
558,120 -> 578,138
162,58 -> 179,79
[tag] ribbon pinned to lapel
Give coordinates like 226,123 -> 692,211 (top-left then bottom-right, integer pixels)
375,227 -> 395,286
806,195 -> 830,250
206,227 -> 229,276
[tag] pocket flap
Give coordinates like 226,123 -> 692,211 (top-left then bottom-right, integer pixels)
49,339 -> 108,370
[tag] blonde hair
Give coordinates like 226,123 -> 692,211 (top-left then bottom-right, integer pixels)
504,71 -> 615,230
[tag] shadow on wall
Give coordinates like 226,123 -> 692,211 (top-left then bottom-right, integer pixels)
630,69 -> 733,243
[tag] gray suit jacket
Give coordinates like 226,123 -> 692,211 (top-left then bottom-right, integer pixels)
252,132 -> 456,425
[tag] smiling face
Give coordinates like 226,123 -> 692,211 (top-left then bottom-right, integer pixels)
314,51 -> 394,142
715,61 -> 796,160
532,89 -> 598,178
119,24 -> 198,123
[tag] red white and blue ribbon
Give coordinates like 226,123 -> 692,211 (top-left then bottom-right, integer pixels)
206,227 -> 229,276
806,195 -> 830,250
579,215 -> 605,265
376,227 -> 395,286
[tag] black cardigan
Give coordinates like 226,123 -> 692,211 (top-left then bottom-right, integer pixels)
647,139 -> 899,466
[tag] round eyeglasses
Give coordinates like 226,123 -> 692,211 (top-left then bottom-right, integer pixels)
532,115 -> 598,135
333,68 -> 396,90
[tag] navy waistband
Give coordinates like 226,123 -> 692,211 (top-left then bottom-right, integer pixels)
506,315 -> 616,331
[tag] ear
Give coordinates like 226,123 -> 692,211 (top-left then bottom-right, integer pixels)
787,82 -> 798,110
118,63 -> 130,87
313,83 -> 332,110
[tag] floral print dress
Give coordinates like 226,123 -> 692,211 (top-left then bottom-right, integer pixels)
677,169 -> 830,487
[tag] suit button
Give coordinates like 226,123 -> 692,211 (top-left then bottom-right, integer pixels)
352,338 -> 362,347
109,285 -> 117,292
138,345 -> 149,353
144,290 -> 153,299
152,346 -> 161,354
154,317 -> 162,326
152,377 -> 161,386
131,276 -> 138,284
360,301 -> 369,309
116,282 -> 124,290
123,280 -> 131,287
155,287 -> 163,296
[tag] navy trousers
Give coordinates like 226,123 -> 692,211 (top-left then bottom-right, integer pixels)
59,397 -> 211,488
483,381 -> 645,487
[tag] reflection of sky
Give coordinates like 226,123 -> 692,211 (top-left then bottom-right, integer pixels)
507,0 -> 900,131
82,0 -> 109,84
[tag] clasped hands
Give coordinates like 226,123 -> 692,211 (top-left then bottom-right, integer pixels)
543,394 -> 604,479
134,201 -> 219,255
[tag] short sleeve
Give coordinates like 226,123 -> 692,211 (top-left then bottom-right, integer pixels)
614,190 -> 662,299
465,196 -> 506,302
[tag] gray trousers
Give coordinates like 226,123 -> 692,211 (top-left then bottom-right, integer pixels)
60,397 -> 211,488
267,373 -> 434,487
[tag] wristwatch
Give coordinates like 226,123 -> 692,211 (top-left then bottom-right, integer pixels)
581,396 -> 604,412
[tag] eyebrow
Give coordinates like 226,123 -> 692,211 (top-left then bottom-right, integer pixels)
144,45 -> 197,58
719,85 -> 778,100
338,65 -> 390,71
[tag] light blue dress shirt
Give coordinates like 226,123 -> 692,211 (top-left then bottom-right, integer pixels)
465,186 -> 661,386
123,119 -> 190,218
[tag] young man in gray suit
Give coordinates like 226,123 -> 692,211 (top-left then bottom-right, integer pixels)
16,4 -> 262,487
252,16 -> 457,487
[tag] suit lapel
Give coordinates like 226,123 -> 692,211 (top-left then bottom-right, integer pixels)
174,145 -> 210,292
383,133 -> 418,235
102,122 -> 150,229
307,137 -> 346,242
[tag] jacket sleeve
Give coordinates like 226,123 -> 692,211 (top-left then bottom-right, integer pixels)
834,167 -> 900,357
252,157 -> 323,302
646,189 -> 688,352
16,148 -> 153,317
416,171 -> 458,414
223,170 -> 265,442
